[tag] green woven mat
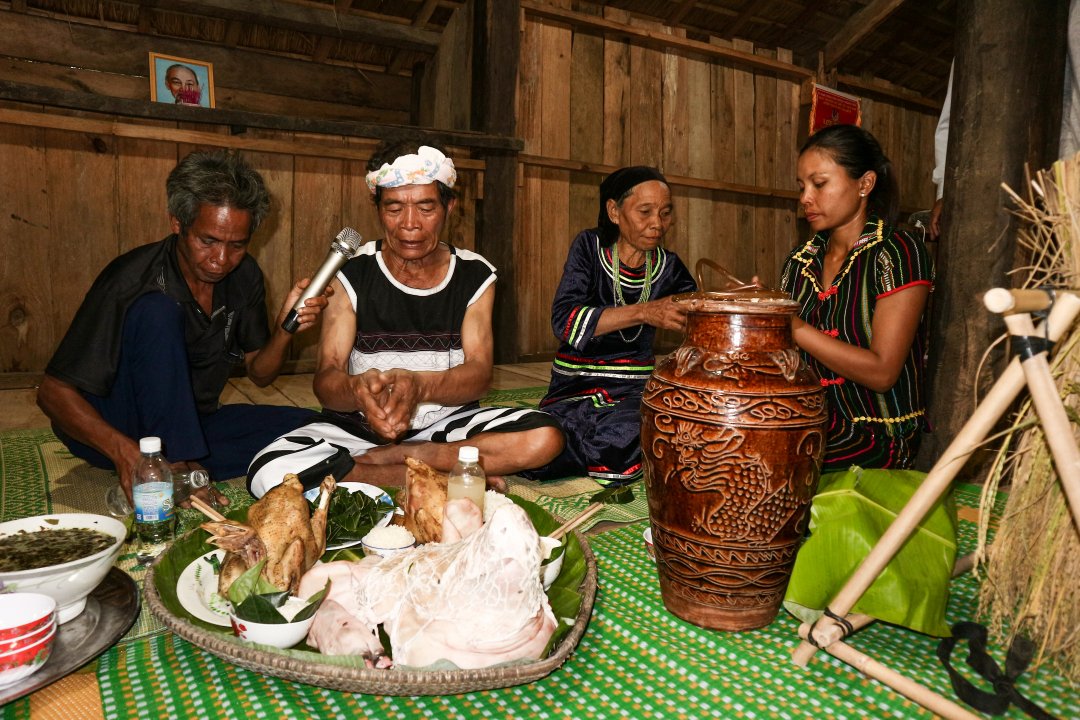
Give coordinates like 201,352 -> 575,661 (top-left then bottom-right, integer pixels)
2,423 -> 1079,718
9,484 -> 1078,720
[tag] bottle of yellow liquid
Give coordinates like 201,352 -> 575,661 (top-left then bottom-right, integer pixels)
447,446 -> 486,516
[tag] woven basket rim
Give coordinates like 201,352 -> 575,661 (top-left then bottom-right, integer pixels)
145,528 -> 598,695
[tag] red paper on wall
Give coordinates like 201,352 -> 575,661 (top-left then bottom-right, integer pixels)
809,85 -> 861,135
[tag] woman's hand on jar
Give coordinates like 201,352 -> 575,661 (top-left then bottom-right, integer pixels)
640,296 -> 689,331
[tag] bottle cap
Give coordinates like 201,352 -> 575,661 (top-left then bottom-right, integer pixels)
139,437 -> 162,454
458,446 -> 479,463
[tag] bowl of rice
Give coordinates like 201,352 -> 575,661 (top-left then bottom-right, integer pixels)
361,526 -> 416,559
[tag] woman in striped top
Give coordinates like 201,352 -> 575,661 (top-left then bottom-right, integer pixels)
520,167 -> 697,486
780,124 -> 933,471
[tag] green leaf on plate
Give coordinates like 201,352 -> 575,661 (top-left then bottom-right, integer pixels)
227,559 -> 266,606
291,580 -> 331,623
320,547 -> 364,563
783,466 -> 958,638
314,488 -> 396,546
152,507 -> 249,634
233,591 -> 292,624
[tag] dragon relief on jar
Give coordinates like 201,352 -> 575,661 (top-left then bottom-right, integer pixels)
650,419 -> 815,545
672,346 -> 805,386
644,381 -> 825,424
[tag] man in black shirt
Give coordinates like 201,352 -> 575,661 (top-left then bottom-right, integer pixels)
37,151 -> 329,506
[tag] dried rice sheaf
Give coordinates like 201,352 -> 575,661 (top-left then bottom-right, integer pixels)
977,152 -> 1080,684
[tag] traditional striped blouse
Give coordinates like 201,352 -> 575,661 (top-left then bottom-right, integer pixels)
545,230 -> 696,402
779,217 -> 934,435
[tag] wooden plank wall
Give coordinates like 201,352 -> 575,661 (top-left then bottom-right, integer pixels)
515,5 -> 939,360
0,107 -> 479,373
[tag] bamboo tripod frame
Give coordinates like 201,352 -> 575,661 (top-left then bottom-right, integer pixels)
788,290 -> 1080,720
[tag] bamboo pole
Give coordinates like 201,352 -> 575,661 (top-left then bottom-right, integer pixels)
1002,312 -> 1080,532
791,294 -> 1080,667
796,625 -> 985,720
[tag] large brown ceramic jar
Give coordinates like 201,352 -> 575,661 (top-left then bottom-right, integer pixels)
641,291 -> 827,631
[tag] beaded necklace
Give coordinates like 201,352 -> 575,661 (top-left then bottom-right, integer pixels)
612,241 -> 653,343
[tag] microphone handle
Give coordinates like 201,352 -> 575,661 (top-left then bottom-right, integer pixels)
281,247 -> 350,333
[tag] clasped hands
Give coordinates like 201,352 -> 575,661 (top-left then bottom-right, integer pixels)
351,368 -> 422,442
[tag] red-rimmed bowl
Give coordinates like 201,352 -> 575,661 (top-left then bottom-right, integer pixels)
0,624 -> 55,687
0,594 -> 55,642
0,616 -> 55,655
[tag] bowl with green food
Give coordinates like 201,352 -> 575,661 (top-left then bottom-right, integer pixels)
0,514 -> 126,623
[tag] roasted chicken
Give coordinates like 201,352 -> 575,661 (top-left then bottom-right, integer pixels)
202,474 -> 335,596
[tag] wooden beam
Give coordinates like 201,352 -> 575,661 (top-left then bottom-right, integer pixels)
894,37 -> 952,88
520,1 -> 813,79
223,19 -> 244,46
823,0 -> 910,69
0,56 -> 408,124
0,11 -> 411,111
137,6 -> 154,33
0,107 -> 487,168
518,155 -> 800,200
772,0 -> 833,49
666,0 -> 697,26
473,0 -> 522,363
723,0 -> 771,40
124,0 -> 441,54
833,74 -> 942,111
414,0 -> 441,26
312,36 -> 336,63
385,0 -> 441,77
10,0 -> 27,12
0,81 -> 524,151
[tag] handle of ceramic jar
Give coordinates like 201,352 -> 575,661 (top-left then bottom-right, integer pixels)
694,258 -> 745,291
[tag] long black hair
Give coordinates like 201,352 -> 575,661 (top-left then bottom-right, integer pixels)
800,124 -> 899,228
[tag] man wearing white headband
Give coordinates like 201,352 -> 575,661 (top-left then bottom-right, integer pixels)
247,140 -> 564,495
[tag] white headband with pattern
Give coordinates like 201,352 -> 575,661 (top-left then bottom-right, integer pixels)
365,146 -> 457,195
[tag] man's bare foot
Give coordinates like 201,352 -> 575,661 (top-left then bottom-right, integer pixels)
487,475 -> 507,494
355,444 -> 406,466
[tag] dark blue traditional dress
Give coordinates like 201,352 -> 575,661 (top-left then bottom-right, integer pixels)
780,217 -> 934,471
520,230 -> 697,486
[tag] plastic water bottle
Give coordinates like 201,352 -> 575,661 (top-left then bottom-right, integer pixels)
133,437 -> 175,565
447,446 -> 486,516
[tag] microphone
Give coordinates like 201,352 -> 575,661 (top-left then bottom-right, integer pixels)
281,227 -> 363,333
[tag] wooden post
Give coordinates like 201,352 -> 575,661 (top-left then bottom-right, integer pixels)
922,0 -> 1068,473
472,0 -> 521,364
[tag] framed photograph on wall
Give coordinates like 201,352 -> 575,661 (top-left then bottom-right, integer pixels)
149,52 -> 215,108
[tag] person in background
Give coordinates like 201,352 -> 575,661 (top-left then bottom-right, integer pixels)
37,151 -> 328,507
519,167 -> 698,487
781,124 -> 934,471
929,61 -> 954,240
246,140 -> 564,497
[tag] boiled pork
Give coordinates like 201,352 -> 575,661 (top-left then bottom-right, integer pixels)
302,501 -> 556,669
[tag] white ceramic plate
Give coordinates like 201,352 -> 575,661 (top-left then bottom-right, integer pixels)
177,550 -> 233,627
303,482 -> 396,552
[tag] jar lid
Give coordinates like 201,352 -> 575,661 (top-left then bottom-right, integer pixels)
674,290 -> 799,314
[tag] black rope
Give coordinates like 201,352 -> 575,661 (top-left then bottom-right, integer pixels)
937,622 -> 1061,720
806,607 -> 855,648
1013,335 -> 1055,361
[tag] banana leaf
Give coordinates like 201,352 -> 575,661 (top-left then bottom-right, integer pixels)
783,466 -> 958,638
153,493 -> 585,665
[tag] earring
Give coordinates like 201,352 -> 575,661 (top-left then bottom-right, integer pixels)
860,193 -> 866,197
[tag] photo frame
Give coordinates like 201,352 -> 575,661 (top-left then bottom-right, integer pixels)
149,52 -> 215,109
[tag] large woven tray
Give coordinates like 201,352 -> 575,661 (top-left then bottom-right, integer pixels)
144,531 -> 598,696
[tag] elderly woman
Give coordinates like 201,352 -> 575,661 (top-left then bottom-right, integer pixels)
780,124 -> 933,471
521,167 -> 697,487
